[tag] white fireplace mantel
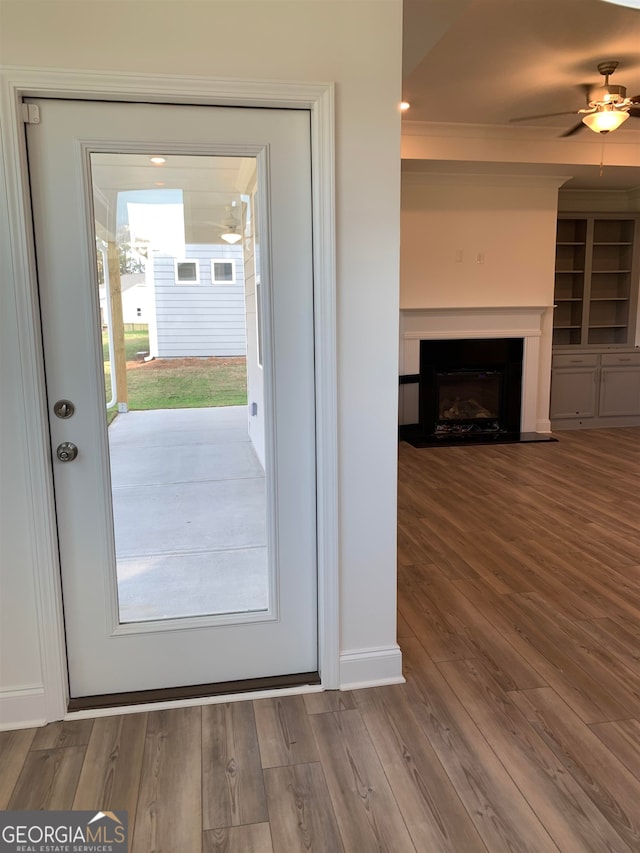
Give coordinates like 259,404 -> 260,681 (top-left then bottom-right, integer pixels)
399,306 -> 554,434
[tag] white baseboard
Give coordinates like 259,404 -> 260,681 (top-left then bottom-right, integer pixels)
0,684 -> 47,731
0,647 -> 403,727
339,644 -> 404,690
536,418 -> 552,434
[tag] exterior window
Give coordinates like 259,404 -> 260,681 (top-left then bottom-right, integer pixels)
211,259 -> 236,284
174,260 -> 199,283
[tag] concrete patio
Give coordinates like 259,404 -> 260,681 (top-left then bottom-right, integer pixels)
107,406 -> 268,622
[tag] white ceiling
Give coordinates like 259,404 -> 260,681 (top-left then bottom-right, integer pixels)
91,153 -> 255,239
402,0 -> 640,190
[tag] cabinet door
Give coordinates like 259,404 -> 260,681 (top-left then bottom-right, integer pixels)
550,368 -> 598,419
599,367 -> 640,417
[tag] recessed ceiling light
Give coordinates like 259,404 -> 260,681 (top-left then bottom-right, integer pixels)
149,156 -> 166,165
400,101 -> 411,112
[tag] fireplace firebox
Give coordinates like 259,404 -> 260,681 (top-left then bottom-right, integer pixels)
419,338 -> 523,444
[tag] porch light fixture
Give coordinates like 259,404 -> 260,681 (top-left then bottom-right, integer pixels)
582,104 -> 630,133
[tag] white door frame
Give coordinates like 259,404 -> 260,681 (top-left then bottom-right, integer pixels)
0,66 -> 338,721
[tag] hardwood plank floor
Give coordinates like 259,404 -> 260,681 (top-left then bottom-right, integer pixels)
3,428 -> 640,852
203,823 -> 273,853
202,701 -> 268,829
132,707 -> 202,853
0,728 -> 35,808
72,713 -> 147,823
309,708 -> 416,852
254,696 -> 319,768
9,746 -> 86,809
263,763 -> 344,852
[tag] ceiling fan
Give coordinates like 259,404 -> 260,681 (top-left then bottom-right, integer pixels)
511,62 -> 640,136
205,200 -> 243,244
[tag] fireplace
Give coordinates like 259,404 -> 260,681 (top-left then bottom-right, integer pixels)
435,370 -> 502,433
418,338 -> 523,444
399,306 -> 554,443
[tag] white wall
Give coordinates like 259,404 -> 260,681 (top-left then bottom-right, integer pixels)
0,214 -> 47,723
0,0 -> 403,726
120,274 -> 149,325
401,173 -> 561,309
399,172 -> 563,433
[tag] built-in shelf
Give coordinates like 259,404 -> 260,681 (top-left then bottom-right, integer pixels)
553,214 -> 639,348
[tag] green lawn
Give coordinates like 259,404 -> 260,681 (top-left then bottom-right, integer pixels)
103,327 -> 149,363
103,327 -> 247,423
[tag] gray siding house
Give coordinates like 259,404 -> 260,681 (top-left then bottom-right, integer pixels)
148,243 -> 246,358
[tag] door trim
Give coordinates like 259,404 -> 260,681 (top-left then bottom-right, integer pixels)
0,66 -> 338,721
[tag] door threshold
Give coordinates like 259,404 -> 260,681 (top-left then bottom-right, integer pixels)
68,671 -> 321,712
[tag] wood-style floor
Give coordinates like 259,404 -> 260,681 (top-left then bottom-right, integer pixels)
3,427 -> 640,852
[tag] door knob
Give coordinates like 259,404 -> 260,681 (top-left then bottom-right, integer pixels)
57,442 -> 78,462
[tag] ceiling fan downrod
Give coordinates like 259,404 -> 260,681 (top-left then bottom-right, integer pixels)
589,61 -> 628,106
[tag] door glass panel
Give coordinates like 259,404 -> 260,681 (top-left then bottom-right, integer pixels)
91,153 -> 267,624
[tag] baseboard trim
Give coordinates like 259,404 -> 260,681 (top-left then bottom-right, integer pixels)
339,645 -> 404,690
552,415 -> 640,430
0,684 -> 47,731
536,418 -> 552,434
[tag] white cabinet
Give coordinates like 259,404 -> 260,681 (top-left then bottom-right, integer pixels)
550,354 -> 598,421
551,213 -> 640,429
598,353 -> 640,417
551,351 -> 640,428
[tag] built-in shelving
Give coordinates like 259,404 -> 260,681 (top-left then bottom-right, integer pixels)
553,215 -> 639,347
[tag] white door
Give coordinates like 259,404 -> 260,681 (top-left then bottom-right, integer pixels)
26,98 -> 317,699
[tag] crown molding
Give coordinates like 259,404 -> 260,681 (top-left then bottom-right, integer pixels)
402,118 -> 640,145
402,171 -> 571,190
558,186 -> 640,212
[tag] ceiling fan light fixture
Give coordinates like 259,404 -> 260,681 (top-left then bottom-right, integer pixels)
582,106 -> 630,133
221,229 -> 242,244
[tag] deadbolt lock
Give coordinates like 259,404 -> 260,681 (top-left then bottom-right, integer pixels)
56,442 -> 78,463
54,399 -> 75,419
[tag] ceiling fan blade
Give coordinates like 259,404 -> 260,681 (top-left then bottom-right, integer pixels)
560,121 -> 586,138
629,96 -> 640,118
510,110 -> 579,123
